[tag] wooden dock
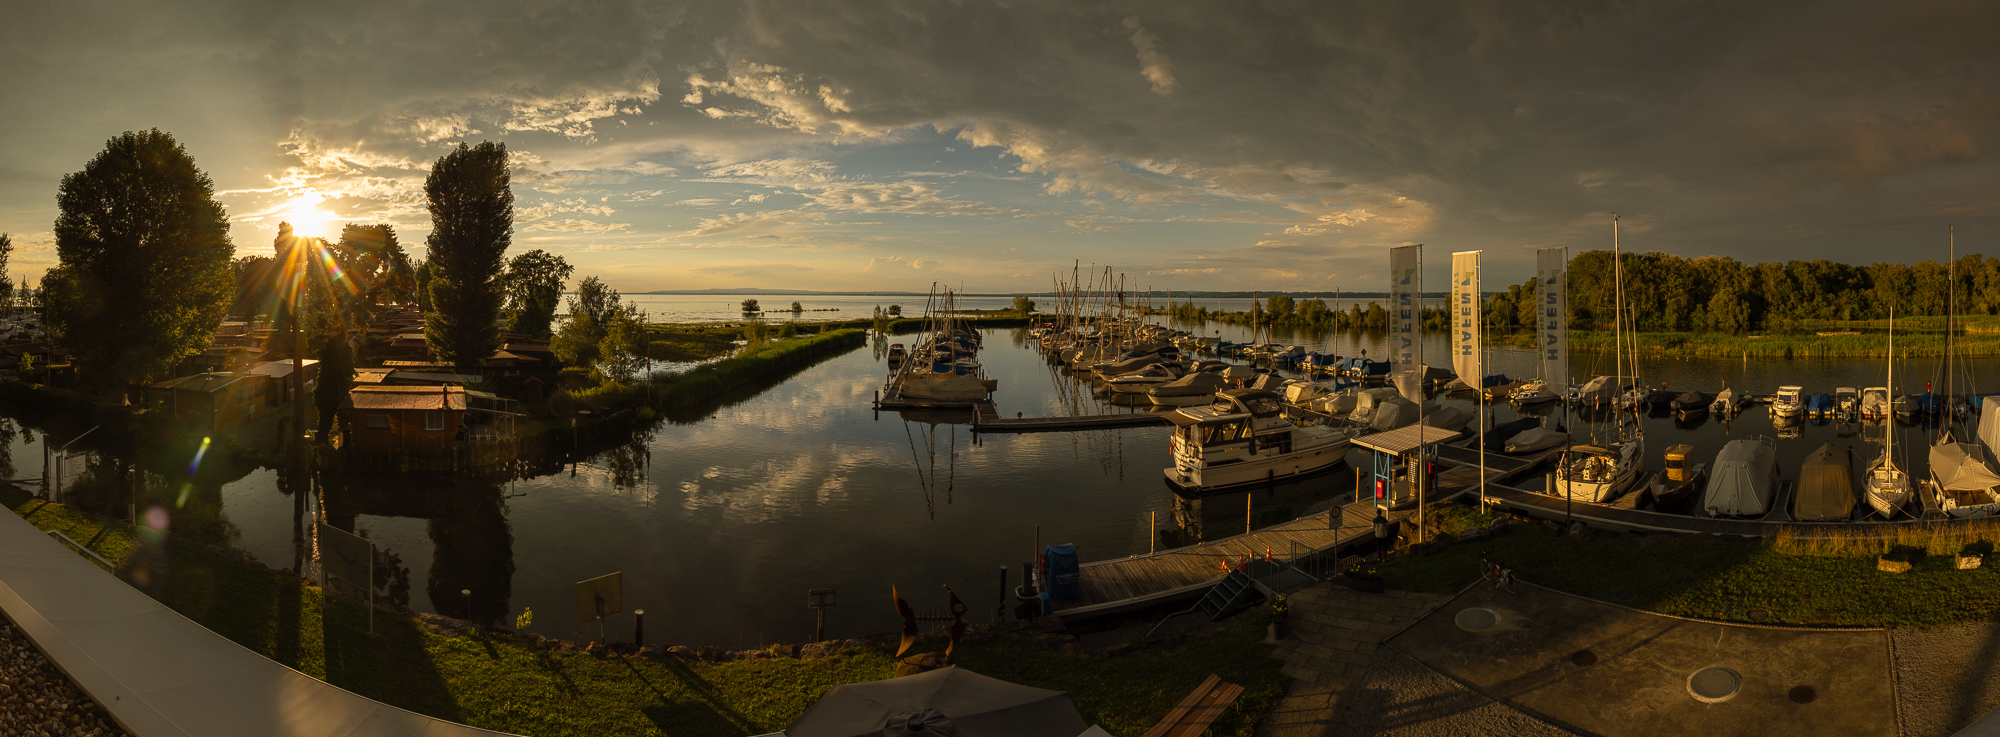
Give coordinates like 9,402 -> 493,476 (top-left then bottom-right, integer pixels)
974,412 -> 1169,433
1053,503 -> 1408,619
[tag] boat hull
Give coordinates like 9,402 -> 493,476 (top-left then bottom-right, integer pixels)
1164,442 -> 1350,495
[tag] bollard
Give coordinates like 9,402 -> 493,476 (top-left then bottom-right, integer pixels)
634,609 -> 645,647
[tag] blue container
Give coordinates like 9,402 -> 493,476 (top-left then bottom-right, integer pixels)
1043,544 -> 1082,600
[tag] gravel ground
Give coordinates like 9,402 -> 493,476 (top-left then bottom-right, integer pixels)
1893,621 -> 2000,737
1335,647 -> 1572,737
0,615 -> 129,737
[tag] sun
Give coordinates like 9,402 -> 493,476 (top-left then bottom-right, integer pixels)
280,191 -> 338,240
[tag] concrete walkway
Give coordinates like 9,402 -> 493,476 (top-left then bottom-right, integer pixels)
0,502 -> 517,736
1391,583 -> 1898,737
1256,583 -> 1454,736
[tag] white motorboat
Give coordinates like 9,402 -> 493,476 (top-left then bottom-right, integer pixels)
1771,385 -> 1805,418
1509,379 -> 1561,405
1164,388 -> 1362,494
1554,441 -> 1643,503
1104,364 -> 1182,394
1710,387 -> 1745,416
1834,387 -> 1859,418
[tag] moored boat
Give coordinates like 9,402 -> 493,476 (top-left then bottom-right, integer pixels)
1794,442 -> 1856,521
1163,388 -> 1363,494
1145,372 -> 1229,407
1771,385 -> 1805,418
1703,436 -> 1779,517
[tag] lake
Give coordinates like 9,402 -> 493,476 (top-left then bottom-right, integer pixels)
0,318 -> 1978,647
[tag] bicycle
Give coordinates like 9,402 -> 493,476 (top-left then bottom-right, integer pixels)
1479,548 -> 1515,592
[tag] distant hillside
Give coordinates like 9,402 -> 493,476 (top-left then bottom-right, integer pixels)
638,288 -> 1420,298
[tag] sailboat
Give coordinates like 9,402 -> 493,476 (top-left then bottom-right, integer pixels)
1927,228 -> 2000,517
1864,308 -> 1911,517
1556,217 -> 1643,503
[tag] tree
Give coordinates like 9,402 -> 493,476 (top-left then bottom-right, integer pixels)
597,301 -> 652,383
1265,294 -> 1294,317
0,233 -> 13,315
552,276 -> 620,368
338,224 -> 415,306
741,298 -> 760,313
888,305 -> 901,316
313,335 -> 354,435
44,129 -> 235,387
1010,295 -> 1035,315
500,249 -> 573,337
413,259 -> 433,313
422,142 -> 513,370
789,301 -> 803,313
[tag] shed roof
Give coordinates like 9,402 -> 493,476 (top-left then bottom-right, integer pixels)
150,373 -> 256,394
350,385 -> 466,411
247,359 -> 320,378
1353,424 -> 1462,455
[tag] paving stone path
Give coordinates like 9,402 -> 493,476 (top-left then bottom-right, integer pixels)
1257,583 -> 1453,737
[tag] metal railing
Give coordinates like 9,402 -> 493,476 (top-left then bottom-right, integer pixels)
47,530 -> 114,569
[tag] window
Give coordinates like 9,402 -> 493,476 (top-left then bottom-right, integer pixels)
426,411 -> 445,431
365,414 -> 390,429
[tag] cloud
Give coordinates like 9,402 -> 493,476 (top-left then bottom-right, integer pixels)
521,218 -> 631,233
699,159 -> 1009,215
1122,17 -> 1178,95
685,209 -> 826,237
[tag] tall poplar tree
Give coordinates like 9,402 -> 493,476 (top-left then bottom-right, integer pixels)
422,142 -> 512,369
45,129 -> 235,387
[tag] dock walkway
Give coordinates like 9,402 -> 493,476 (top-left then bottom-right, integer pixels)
1055,504 -> 1410,618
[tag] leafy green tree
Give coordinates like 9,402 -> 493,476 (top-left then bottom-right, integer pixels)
741,298 -> 760,313
789,300 -> 803,313
413,259 -> 433,313
552,276 -> 620,368
0,233 -> 13,314
1265,294 -> 1294,317
1010,295 -> 1036,315
422,142 -> 513,370
338,224 -> 415,306
44,129 -> 234,387
597,302 -> 652,382
888,304 -> 901,316
313,335 -> 354,435
500,249 -> 573,337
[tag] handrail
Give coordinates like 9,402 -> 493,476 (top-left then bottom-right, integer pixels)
46,530 -> 114,569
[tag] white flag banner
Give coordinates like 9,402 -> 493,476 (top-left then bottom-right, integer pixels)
1390,245 -> 1421,372
1451,251 -> 1480,383
1538,247 -> 1569,386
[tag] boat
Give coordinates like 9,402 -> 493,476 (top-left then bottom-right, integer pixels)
1509,379 -> 1562,406
1419,406 -> 1472,432
1794,442 -> 1856,521
1834,387 -> 1859,418
1366,396 -> 1422,431
1709,386 -> 1746,416
1554,443 -> 1642,502
1670,391 -> 1711,416
1771,385 -> 1805,418
1145,372 -> 1229,407
1806,393 -> 1834,419
1702,436 -> 1779,517
1928,442 -> 2000,517
1163,388 -> 1363,494
1864,442 -> 1912,518
1503,426 -> 1569,454
1573,375 -> 1615,409
1860,386 -> 1891,420
1347,387 -> 1402,424
1103,363 -> 1182,394
1651,444 -> 1708,509
887,343 -> 906,364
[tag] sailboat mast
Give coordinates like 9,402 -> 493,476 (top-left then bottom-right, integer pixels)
1613,216 -> 1624,390
1888,306 -> 1895,465
1948,225 -> 1955,430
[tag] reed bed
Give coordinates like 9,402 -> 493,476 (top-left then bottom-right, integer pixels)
1769,519 -> 2000,558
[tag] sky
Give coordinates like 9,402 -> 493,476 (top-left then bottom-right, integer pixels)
2,1 -> 1997,294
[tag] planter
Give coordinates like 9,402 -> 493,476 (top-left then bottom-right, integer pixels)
1340,576 -> 1386,593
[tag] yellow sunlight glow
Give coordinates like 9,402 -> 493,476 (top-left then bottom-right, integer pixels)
281,191 -> 337,240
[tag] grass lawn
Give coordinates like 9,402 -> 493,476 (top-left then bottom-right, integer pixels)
1383,509 -> 2000,628
6,485 -> 1284,736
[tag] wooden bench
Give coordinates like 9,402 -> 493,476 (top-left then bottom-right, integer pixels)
1142,673 -> 1245,737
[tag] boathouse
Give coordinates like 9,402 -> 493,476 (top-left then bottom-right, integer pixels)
246,359 -> 320,405
345,385 -> 467,452
145,372 -> 274,433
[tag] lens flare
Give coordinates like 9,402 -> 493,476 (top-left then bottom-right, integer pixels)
144,505 -> 169,532
187,436 -> 212,476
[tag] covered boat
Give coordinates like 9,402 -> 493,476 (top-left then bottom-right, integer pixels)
1928,439 -> 2000,517
1806,393 -> 1835,419
1348,387 -> 1402,423
1368,396 -> 1422,431
1794,442 -> 1856,521
1504,427 -> 1569,454
1574,375 -> 1615,408
1669,391 -> 1711,415
1860,386 -> 1890,420
1146,372 -> 1229,407
1703,436 -> 1779,517
1420,406 -> 1472,432
1710,387 -> 1746,416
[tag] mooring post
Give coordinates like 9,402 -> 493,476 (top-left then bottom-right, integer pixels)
1246,493 -> 1253,535
1150,511 -> 1157,555
634,609 -> 645,647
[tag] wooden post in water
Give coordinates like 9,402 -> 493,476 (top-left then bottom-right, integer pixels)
1150,511 -> 1157,554
1246,493 -> 1253,535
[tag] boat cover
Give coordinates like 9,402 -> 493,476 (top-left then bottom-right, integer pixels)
1929,442 -> 2000,491
1369,397 -> 1421,431
1392,369 -> 1424,403
1349,387 -> 1401,422
1980,398 -> 2000,456
1576,376 -> 1614,402
1248,374 -> 1287,391
1042,544 -> 1081,600
1420,406 -> 1471,432
1220,365 -> 1258,380
1794,442 -> 1855,521
1283,381 -> 1325,404
1151,372 -> 1226,397
1703,436 -> 1778,516
1096,355 -> 1165,376
1503,427 -> 1568,454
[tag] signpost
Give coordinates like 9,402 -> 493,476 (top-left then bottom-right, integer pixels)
576,571 -> 623,643
807,588 -> 837,643
315,522 -> 374,635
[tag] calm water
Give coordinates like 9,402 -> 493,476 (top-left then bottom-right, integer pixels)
2,319 -> 1982,646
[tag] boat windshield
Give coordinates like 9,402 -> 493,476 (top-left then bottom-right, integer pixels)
1199,421 -> 1250,447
